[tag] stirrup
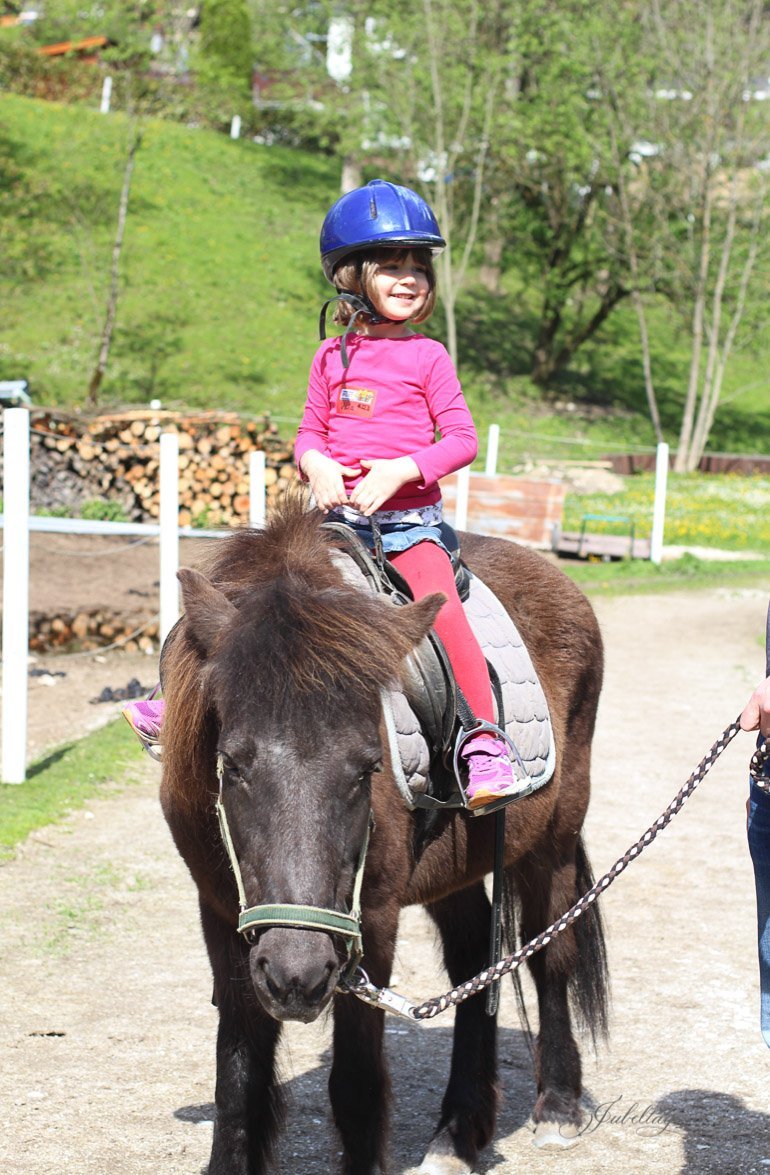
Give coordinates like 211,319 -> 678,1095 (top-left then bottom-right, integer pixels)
452,721 -> 532,817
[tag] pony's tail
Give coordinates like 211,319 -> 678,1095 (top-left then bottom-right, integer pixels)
570,834 -> 610,1045
502,835 -> 610,1050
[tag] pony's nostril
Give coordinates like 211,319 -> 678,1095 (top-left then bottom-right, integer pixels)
258,957 -> 283,1001
308,960 -> 336,1004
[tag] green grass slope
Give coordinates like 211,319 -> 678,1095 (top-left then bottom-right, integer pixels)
1,93 -> 339,421
2,93 -> 769,459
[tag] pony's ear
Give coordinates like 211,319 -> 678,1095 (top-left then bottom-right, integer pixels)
177,567 -> 239,656
390,592 -> 446,651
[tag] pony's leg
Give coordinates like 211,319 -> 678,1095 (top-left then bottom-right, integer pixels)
418,883 -> 498,1175
515,837 -> 606,1149
329,915 -> 397,1175
201,904 -> 285,1175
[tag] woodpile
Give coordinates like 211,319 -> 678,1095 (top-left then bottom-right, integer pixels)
0,407 -> 301,653
20,408 -> 299,525
29,608 -> 160,654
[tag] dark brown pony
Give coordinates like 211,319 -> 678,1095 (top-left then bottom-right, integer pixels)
160,497 -> 608,1175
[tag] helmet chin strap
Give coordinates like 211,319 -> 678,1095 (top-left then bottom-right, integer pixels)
318,291 -> 398,369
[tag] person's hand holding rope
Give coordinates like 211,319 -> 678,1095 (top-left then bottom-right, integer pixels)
740,675 -> 770,737
740,673 -> 770,797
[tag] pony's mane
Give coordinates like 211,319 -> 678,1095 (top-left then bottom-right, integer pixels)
200,493 -> 346,599
161,496 -> 429,811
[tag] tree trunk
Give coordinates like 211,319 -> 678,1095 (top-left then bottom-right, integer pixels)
340,155 -> 362,194
673,180 -> 713,473
673,9 -> 716,474
87,128 -> 142,408
479,235 -> 503,293
530,306 -> 562,386
688,177 -> 764,469
607,107 -> 664,443
687,174 -> 738,468
437,246 -> 458,367
530,285 -> 628,386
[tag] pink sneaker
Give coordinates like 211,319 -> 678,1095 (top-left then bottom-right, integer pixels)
461,737 -> 519,811
122,698 -> 165,744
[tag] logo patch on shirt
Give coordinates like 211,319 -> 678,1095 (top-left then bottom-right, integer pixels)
337,386 -> 376,418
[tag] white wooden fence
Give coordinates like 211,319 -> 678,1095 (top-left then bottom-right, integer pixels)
0,407 -> 669,782
0,411 -> 467,783
0,413 -> 273,783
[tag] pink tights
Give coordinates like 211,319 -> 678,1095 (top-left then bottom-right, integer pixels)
389,541 -> 495,725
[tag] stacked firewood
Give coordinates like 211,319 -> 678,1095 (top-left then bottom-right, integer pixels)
26,409 -> 298,525
29,609 -> 160,654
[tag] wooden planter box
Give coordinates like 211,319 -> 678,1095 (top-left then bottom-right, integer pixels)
440,473 -> 566,547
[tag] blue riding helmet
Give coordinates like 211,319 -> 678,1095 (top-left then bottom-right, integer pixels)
320,178 -> 445,282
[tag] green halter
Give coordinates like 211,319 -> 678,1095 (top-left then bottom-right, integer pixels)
214,754 -> 371,976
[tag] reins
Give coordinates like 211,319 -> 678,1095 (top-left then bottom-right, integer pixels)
340,715 -> 750,1021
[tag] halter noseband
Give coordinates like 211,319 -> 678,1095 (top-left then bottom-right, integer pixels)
214,754 -> 372,976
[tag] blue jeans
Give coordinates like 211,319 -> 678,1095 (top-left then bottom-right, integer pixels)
748,775 -> 770,1048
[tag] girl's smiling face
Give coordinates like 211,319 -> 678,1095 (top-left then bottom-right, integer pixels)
370,252 -> 430,323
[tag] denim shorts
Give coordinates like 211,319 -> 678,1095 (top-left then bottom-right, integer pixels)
332,515 -> 459,558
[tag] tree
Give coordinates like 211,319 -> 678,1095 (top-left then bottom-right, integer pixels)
319,0 -> 511,366
87,125 -> 142,407
328,0 -> 648,382
605,0 -> 770,469
223,0 -> 770,438
198,0 -> 254,93
481,0 -> 649,388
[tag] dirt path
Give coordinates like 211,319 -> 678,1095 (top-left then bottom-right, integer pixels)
2,584 -> 770,1174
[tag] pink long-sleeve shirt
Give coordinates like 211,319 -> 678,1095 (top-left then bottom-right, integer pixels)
294,333 -> 478,511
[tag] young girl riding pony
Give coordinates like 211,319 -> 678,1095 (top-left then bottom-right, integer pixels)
295,178 -> 520,811
125,178 -> 522,811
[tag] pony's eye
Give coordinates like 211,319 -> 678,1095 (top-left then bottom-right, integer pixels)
218,752 -> 243,782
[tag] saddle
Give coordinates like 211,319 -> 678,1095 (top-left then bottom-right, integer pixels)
324,523 -> 556,811
324,520 -> 462,753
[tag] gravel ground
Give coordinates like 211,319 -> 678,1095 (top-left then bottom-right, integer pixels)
1,582 -> 770,1174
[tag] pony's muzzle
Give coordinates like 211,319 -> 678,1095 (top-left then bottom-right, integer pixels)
250,927 -> 339,1022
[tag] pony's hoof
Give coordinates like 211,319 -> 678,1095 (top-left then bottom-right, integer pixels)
418,1130 -> 475,1174
532,1119 -> 580,1150
417,1158 -> 474,1175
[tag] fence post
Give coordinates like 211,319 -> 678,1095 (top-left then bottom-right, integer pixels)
159,431 -> 180,642
485,424 -> 500,477
100,76 -> 112,114
230,114 -> 242,140
2,408 -> 30,783
249,450 -> 266,528
650,441 -> 669,565
454,466 -> 470,531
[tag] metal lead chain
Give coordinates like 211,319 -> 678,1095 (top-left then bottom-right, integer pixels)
341,717 -> 744,1022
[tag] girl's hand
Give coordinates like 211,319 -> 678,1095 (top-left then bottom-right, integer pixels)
741,675 -> 770,736
300,451 -> 360,513
349,457 -> 421,517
